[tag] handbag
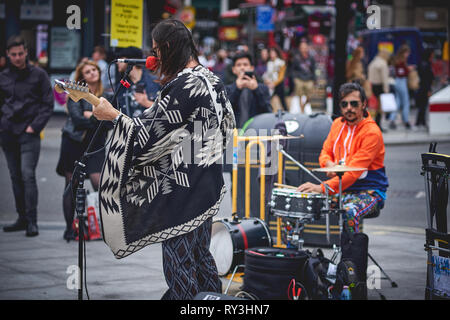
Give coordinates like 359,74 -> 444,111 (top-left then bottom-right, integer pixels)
408,69 -> 420,91
380,93 -> 397,113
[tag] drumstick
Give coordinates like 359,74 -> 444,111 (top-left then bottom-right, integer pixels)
274,183 -> 298,190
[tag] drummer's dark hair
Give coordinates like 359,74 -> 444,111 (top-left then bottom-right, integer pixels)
339,82 -> 368,117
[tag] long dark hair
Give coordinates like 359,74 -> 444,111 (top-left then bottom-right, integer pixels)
151,19 -> 199,86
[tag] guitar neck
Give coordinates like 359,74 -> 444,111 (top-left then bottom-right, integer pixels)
84,93 -> 101,106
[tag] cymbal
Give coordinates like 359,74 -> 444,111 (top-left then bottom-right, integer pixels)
312,165 -> 367,173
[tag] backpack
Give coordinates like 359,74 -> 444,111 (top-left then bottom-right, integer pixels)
301,248 -> 336,300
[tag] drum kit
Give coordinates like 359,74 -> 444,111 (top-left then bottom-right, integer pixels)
210,133 -> 367,287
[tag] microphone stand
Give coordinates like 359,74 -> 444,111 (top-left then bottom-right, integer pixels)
71,62 -> 133,300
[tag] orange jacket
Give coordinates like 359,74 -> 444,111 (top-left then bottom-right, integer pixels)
319,115 -> 389,195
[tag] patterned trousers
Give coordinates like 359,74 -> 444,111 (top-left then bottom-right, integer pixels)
161,217 -> 222,300
333,191 -> 384,234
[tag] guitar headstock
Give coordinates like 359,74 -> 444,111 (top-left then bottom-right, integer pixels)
54,79 -> 90,102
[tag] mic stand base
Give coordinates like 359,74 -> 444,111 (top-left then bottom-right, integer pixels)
73,161 -> 87,301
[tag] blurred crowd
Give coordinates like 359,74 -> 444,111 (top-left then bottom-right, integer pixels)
0,34 -> 445,240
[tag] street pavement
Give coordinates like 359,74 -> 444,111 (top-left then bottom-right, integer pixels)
0,110 -> 449,300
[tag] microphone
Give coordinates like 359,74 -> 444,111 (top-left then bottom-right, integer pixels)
116,56 -> 158,71
116,58 -> 146,64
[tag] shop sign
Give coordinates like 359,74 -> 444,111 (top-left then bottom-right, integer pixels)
218,27 -> 240,41
50,27 -> 80,70
180,6 -> 196,30
110,0 -> 143,48
256,5 -> 274,32
20,0 -> 53,21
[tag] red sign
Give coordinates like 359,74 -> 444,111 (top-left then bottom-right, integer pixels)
218,26 -> 240,41
312,34 -> 325,45
245,0 -> 266,3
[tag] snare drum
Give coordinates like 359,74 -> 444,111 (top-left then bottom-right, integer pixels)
210,217 -> 272,276
269,188 -> 326,220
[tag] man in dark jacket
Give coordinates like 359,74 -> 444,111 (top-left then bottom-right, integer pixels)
225,52 -> 272,129
0,36 -> 53,236
415,48 -> 435,129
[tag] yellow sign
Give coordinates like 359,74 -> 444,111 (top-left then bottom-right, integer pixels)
443,41 -> 448,61
110,0 -> 143,48
378,42 -> 394,54
179,6 -> 196,30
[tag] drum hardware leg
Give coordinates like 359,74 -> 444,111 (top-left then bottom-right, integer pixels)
331,244 -> 341,264
368,253 -> 398,288
224,264 -> 245,295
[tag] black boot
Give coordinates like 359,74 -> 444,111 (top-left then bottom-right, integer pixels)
3,218 -> 28,232
26,222 -> 39,237
63,228 -> 76,242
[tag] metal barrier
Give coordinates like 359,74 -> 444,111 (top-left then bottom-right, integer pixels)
231,129 -> 285,247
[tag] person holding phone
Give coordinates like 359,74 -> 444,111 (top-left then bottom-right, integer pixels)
225,52 -> 272,128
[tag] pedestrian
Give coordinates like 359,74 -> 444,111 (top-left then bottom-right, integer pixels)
115,46 -> 160,118
415,48 -> 435,130
264,47 -> 288,111
0,36 -> 54,237
226,52 -> 272,128
92,45 -> 114,92
91,18 -> 235,300
346,46 -> 366,84
368,48 -> 391,130
0,53 -> 7,72
389,45 -> 414,130
212,49 -> 230,81
291,40 -> 317,113
56,60 -> 111,241
255,47 -> 269,79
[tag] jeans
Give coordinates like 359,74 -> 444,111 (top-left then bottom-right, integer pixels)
390,77 -> 410,124
1,132 -> 41,224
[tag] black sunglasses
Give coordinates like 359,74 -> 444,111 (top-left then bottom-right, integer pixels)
340,100 -> 361,108
150,46 -> 160,57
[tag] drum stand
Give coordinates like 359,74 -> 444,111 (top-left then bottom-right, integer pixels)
326,171 -> 397,298
276,145 -> 335,246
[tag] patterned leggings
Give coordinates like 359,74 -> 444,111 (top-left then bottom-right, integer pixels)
334,191 -> 384,234
161,217 -> 222,300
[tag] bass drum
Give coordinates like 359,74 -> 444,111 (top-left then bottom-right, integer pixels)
210,217 -> 272,276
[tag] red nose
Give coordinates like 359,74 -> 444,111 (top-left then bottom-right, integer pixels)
146,56 -> 158,71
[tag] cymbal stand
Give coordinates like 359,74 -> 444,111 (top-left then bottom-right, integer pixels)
276,144 -> 335,193
330,171 -> 346,263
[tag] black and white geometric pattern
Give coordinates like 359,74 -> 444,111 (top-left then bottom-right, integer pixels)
161,217 -> 222,300
99,65 -> 235,259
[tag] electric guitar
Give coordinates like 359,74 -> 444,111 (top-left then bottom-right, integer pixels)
54,79 -> 101,106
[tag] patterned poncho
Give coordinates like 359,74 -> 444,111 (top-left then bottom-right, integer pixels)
99,65 -> 235,259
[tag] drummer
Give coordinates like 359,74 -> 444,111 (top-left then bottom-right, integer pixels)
297,82 -> 389,233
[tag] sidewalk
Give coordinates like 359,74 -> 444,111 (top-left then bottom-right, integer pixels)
0,219 -> 427,300
381,124 -> 450,146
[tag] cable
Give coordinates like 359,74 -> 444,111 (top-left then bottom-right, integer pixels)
287,278 -> 307,300
84,234 -> 90,300
234,291 -> 258,300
